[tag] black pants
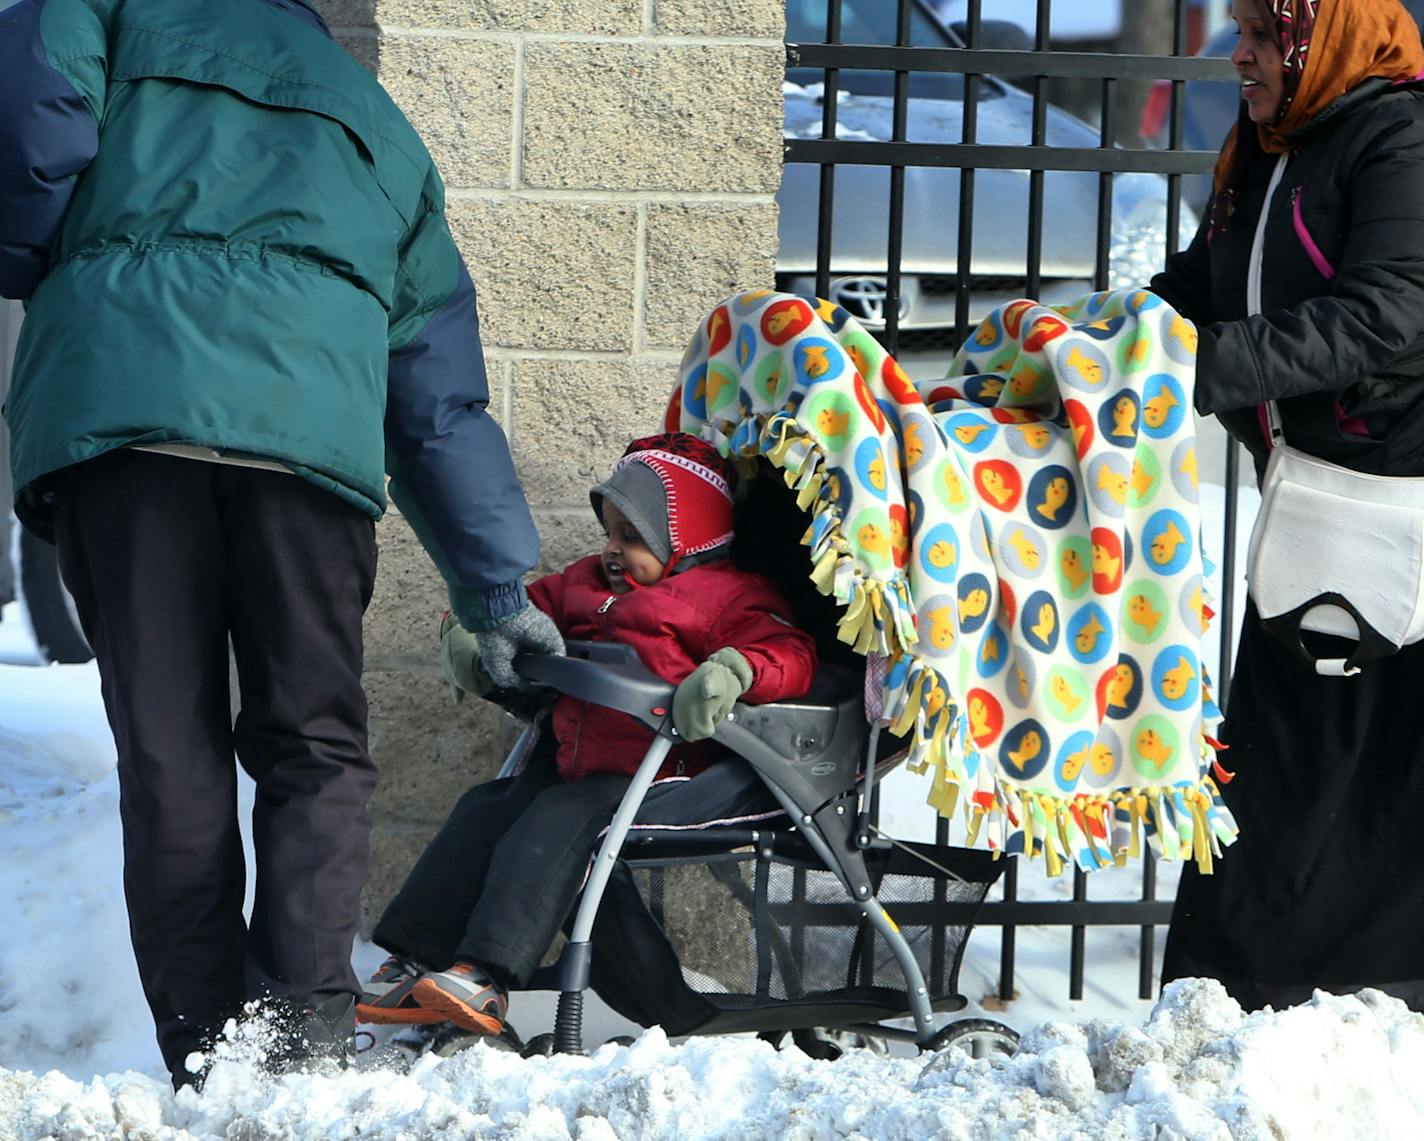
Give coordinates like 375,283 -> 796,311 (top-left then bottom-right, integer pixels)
49,450 -> 378,1075
1163,601 -> 1424,1012
373,740 -> 630,988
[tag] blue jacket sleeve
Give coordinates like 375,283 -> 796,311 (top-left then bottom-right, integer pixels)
386,198 -> 540,632
0,0 -> 106,301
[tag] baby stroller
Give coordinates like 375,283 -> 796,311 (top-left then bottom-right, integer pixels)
394,471 -> 1020,1063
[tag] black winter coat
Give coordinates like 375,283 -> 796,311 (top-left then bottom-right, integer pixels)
1154,79 -> 1424,1012
1151,78 -> 1424,476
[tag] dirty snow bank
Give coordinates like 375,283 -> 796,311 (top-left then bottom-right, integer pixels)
2,980 -> 1421,1140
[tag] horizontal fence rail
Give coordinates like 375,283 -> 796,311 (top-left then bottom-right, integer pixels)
785,139 -> 1222,176
788,43 -> 1236,82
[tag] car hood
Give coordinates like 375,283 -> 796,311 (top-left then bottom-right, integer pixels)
780,82 -> 1190,283
784,80 -> 1103,149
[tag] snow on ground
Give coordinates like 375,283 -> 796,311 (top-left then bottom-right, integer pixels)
2,979 -> 1422,1139
8,480 -> 1420,1139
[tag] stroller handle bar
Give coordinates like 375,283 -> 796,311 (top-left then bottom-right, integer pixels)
513,641 -> 679,738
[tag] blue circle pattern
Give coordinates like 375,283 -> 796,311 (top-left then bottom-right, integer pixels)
1026,465 -> 1078,531
919,523 -> 961,584
957,573 -> 994,635
1053,730 -> 1097,792
1151,645 -> 1200,712
1001,719 -> 1051,781
794,337 -> 845,387
1067,603 -> 1113,665
854,437 -> 890,501
1140,374 -> 1187,439
1142,509 -> 1193,577
735,323 -> 758,373
1020,590 -> 1060,654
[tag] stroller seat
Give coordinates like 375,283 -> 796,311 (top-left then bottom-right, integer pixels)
624,661 -> 863,841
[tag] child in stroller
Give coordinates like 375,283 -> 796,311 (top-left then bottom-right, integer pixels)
356,433 -> 819,1038
357,431 -> 1016,1062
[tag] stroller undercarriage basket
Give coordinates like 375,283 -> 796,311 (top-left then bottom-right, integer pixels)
581,833 -> 1001,1039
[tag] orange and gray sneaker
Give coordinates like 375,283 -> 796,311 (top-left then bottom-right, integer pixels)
355,954 -> 444,1025
410,961 -> 508,1035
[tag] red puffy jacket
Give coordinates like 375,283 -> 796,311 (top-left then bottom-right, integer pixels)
527,556 -> 818,781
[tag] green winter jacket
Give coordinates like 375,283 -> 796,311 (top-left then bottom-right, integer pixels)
0,0 -> 538,628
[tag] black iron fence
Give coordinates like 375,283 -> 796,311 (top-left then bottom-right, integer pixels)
783,0 -> 1238,1001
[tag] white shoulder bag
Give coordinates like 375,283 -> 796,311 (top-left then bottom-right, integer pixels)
1243,156 -> 1424,676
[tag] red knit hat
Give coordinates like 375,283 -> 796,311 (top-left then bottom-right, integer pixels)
590,433 -> 736,575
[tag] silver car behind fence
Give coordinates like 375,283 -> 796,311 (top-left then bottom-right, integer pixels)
779,0 -> 1197,341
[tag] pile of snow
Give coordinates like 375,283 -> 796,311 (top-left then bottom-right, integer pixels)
2,980 -> 1421,1139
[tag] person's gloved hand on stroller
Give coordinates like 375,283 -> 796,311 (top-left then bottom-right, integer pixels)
672,647 -> 752,740
440,605 -> 565,700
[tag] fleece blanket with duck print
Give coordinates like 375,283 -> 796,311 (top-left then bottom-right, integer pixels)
672,288 -> 1237,875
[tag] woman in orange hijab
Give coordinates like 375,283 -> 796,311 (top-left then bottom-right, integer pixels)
1151,0 -> 1424,1014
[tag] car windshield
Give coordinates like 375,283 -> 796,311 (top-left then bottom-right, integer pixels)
786,0 -> 955,47
786,0 -> 975,101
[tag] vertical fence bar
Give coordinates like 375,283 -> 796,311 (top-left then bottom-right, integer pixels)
933,815 -> 950,990
1094,77 -> 1116,291
883,0 -> 913,355
1165,0 -> 1190,258
813,0 -> 843,302
1025,0 -> 1051,300
1000,0 -> 1050,1007
998,855 -> 1017,1002
1149,0 -> 1193,994
953,0 -> 983,346
1139,852 -> 1158,1000
1069,866 -> 1087,1001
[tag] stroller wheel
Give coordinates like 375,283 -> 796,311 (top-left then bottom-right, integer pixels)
521,1032 -> 558,1059
927,1018 -> 1020,1059
762,1027 -> 892,1061
431,1021 -> 525,1058
385,1020 -> 525,1060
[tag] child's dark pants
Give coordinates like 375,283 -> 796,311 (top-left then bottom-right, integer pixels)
373,748 -> 631,987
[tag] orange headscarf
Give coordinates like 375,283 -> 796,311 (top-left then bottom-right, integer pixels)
1212,0 -> 1424,206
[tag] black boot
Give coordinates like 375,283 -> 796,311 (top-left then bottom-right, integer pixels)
266,992 -> 356,1074
165,1005 -> 245,1094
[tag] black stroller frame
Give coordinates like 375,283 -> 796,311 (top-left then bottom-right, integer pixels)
508,639 -> 1017,1058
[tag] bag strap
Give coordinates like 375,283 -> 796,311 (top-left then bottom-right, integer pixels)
1249,154 -> 1291,450
1243,153 -> 1377,677
1264,398 -> 1285,448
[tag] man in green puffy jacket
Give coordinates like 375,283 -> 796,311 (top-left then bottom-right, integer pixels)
0,0 -> 563,1084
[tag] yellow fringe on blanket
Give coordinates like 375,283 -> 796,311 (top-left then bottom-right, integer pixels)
752,415 -> 1230,875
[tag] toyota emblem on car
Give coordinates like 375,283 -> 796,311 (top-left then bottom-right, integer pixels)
828,277 -> 910,327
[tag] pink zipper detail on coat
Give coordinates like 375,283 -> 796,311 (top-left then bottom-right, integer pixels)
1336,403 -> 1371,438
1292,188 -> 1336,280
1265,190 -> 1371,442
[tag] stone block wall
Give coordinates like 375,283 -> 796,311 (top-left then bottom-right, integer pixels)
309,1 -> 786,931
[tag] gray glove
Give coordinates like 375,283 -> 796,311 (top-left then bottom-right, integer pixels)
475,603 -> 566,689
672,648 -> 753,741
439,614 -> 492,703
